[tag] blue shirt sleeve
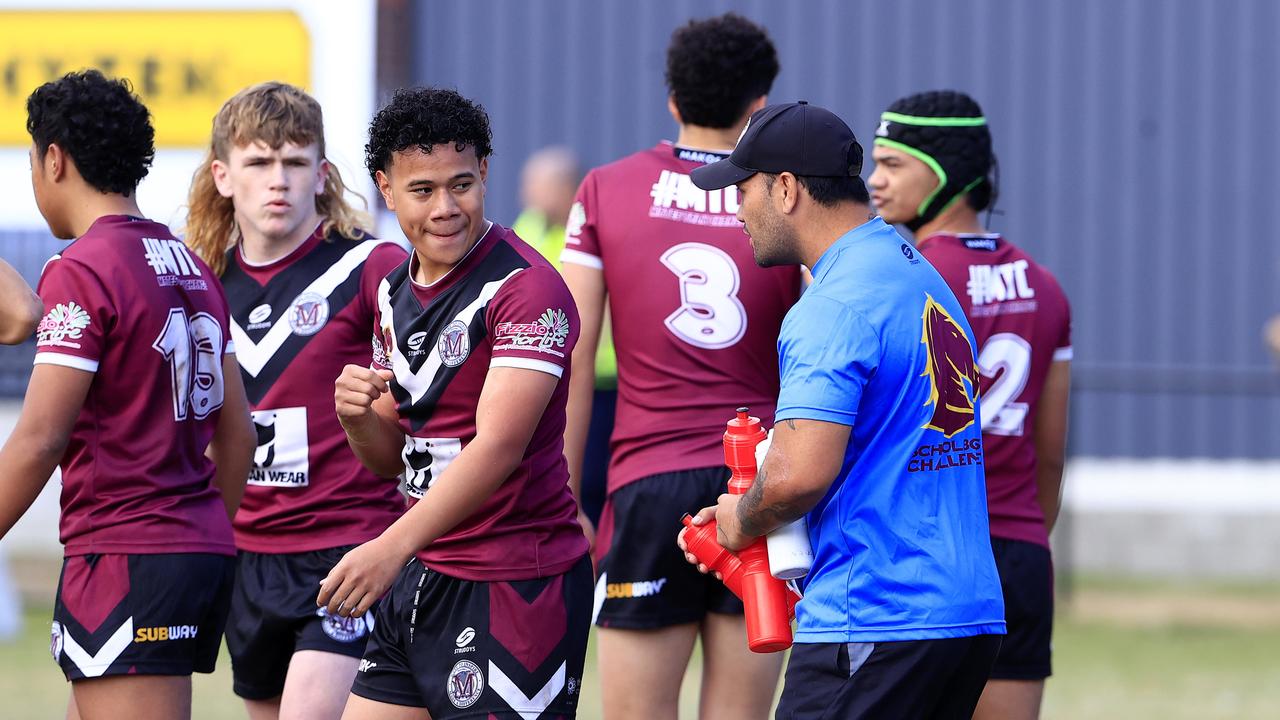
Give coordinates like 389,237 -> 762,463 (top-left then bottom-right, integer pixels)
775,294 -> 880,427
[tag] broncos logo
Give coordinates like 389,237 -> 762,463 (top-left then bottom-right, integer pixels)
920,294 -> 979,438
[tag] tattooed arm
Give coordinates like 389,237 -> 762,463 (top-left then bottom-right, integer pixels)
692,418 -> 851,552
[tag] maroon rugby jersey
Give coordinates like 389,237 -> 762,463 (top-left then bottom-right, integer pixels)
372,222 -> 588,581
34,215 -> 236,556
917,233 -> 1072,548
221,227 -> 407,553
561,142 -> 801,491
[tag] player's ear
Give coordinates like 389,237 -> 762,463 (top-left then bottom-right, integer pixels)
315,157 -> 330,196
210,158 -> 234,199
667,96 -> 682,125
374,169 -> 395,211
44,143 -> 66,182
478,157 -> 488,185
777,172 -> 800,214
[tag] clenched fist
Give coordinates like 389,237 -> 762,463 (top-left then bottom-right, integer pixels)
335,364 -> 394,423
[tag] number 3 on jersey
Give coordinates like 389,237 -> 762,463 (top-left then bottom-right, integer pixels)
660,242 -> 747,349
977,332 -> 1031,436
153,308 -> 226,421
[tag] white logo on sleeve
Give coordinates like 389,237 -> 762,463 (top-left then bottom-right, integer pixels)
493,308 -> 570,357
566,201 -> 586,238
36,302 -> 91,348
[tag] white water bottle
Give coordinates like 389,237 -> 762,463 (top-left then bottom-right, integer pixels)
767,517 -> 813,580
755,428 -> 814,580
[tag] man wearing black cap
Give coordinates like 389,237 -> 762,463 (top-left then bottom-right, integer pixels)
683,101 -> 1006,718
869,90 -> 1073,720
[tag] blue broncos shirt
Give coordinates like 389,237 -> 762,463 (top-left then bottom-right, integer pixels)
776,216 -> 1005,643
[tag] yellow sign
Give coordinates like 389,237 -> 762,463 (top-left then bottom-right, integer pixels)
1,11 -> 310,146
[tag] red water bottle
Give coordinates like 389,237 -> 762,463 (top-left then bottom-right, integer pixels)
723,408 -> 794,652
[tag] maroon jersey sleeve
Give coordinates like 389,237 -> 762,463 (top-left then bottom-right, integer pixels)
560,171 -> 602,269
360,242 -> 409,320
33,256 -> 116,373
486,266 -> 580,379
1053,279 -> 1073,360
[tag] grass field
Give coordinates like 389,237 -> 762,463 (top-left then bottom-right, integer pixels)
0,574 -> 1277,719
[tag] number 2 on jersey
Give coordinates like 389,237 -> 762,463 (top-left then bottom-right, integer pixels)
660,242 -> 747,349
153,308 -> 226,421
977,332 -> 1031,436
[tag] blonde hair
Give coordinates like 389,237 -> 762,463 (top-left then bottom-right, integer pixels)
184,82 -> 372,275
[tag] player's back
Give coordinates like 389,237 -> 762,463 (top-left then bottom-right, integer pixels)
916,233 -> 1072,547
35,214 -> 235,556
563,143 -> 802,491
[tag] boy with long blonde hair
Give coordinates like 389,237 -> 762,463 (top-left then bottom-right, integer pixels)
185,82 -> 406,720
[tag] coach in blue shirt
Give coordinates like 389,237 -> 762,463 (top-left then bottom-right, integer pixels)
684,102 -> 1005,719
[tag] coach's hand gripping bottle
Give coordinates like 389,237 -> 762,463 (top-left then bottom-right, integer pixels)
679,408 -> 798,652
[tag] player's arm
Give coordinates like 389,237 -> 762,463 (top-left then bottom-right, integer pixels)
0,260 -> 41,344
1034,359 -> 1071,533
560,261 -> 604,523
319,365 -> 559,617
689,418 -> 849,551
0,364 -> 92,537
335,365 -> 405,478
206,353 -> 255,520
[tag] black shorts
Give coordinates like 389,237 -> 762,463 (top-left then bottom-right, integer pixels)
352,555 -> 593,717
989,536 -> 1054,680
51,553 -> 234,681
775,635 -> 1002,720
226,546 -> 374,700
594,467 -> 742,629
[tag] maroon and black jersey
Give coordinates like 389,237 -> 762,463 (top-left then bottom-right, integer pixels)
34,215 -> 236,556
220,227 -> 407,553
918,233 -> 1072,548
561,142 -> 802,492
373,222 -> 588,581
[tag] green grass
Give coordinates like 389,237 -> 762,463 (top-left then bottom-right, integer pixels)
2,579 -> 1279,719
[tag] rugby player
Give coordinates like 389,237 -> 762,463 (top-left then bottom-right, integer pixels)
868,89 -> 1072,720
0,69 -> 254,720
320,87 -> 591,719
559,13 -> 797,719
185,82 -> 407,720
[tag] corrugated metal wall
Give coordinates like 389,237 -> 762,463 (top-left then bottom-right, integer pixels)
403,0 -> 1280,459
0,1 -> 1268,458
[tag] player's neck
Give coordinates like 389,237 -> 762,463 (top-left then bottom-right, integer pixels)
802,202 -> 878,269
913,203 -> 985,242
675,125 -> 740,153
66,193 -> 145,238
239,213 -> 322,265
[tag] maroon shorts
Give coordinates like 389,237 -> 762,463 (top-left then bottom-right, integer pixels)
52,553 -> 234,680
352,555 -> 592,718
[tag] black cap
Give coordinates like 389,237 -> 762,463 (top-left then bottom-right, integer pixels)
690,101 -> 863,190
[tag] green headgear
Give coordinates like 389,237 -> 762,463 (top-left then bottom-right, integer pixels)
874,90 -> 994,231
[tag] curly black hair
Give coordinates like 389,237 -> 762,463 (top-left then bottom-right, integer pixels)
365,87 -> 493,181
665,13 -> 779,129
26,70 -> 155,196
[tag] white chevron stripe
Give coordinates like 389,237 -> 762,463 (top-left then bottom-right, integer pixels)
381,268 -> 522,404
62,617 -> 133,678
232,239 -> 394,377
488,660 -> 565,720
